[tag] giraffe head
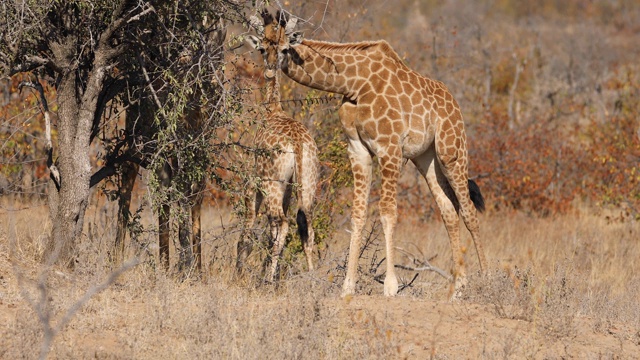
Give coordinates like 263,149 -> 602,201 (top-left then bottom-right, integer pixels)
246,9 -> 303,79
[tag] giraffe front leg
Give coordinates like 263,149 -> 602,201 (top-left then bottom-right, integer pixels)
342,138 -> 373,297
378,153 -> 401,297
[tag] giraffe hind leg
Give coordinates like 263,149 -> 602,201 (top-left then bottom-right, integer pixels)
378,153 -> 401,297
439,157 -> 488,276
265,182 -> 291,282
341,138 -> 373,297
412,150 -> 467,297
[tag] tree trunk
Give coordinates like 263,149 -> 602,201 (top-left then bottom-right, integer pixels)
158,160 -> 173,270
44,39 -> 109,266
113,161 -> 139,265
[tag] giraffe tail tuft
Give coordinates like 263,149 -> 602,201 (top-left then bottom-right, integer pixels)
468,180 -> 485,213
296,209 -> 309,242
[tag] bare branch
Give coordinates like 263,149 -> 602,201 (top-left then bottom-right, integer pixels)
136,54 -> 167,120
395,246 -> 453,281
53,259 -> 139,335
395,263 -> 453,281
10,55 -> 63,76
92,2 -> 155,72
126,5 -> 155,24
18,80 -> 61,190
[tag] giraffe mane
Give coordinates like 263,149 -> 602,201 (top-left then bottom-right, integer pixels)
300,39 -> 405,64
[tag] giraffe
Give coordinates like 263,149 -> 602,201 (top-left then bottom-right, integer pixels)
249,10 -> 487,297
237,26 -> 320,282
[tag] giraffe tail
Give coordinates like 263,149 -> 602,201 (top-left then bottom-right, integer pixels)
296,209 -> 309,242
468,179 -> 485,213
294,142 -> 309,242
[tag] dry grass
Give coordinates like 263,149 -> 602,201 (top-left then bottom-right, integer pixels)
1,196 -> 639,359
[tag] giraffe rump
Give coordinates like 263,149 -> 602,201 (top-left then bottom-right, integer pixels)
468,179 -> 485,213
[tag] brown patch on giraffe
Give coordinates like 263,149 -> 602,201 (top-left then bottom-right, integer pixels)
411,90 -> 422,105
392,78 -> 404,95
357,65 -> 371,78
372,96 -> 390,115
371,61 -> 383,73
387,96 -> 400,109
379,68 -> 391,80
370,73 -> 385,92
446,101 -> 454,115
345,66 -> 356,78
363,118 -> 377,137
399,94 -> 412,111
392,119 -> 404,133
377,118 -> 393,135
398,69 -> 409,82
313,56 -> 325,69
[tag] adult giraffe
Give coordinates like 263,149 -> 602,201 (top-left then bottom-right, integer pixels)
249,10 -> 487,297
238,23 -> 320,281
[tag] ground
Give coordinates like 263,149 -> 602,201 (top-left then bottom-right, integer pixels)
1,201 -> 639,359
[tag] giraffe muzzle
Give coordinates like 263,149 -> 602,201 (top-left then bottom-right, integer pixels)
264,68 -> 277,79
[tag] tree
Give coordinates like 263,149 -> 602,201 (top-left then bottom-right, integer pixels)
1,1 -> 154,265
0,0 -> 244,267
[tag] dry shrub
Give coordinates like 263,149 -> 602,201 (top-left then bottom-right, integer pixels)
467,263 -> 578,337
1,200 -> 404,359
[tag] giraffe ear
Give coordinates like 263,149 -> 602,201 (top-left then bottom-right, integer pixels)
289,31 -> 303,46
246,35 -> 262,50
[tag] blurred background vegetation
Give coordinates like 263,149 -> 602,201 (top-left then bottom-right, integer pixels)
1,0 -> 639,236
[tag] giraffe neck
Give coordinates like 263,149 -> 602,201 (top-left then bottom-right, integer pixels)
264,72 -> 283,113
283,39 -> 358,97
283,39 -> 405,101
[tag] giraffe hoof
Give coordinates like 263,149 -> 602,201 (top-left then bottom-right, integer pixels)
384,275 -> 398,297
451,275 -> 468,300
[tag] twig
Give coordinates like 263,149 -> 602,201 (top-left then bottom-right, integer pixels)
398,273 -> 420,293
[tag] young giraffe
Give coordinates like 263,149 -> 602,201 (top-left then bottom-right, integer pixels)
237,25 -> 320,281
250,10 -> 487,297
